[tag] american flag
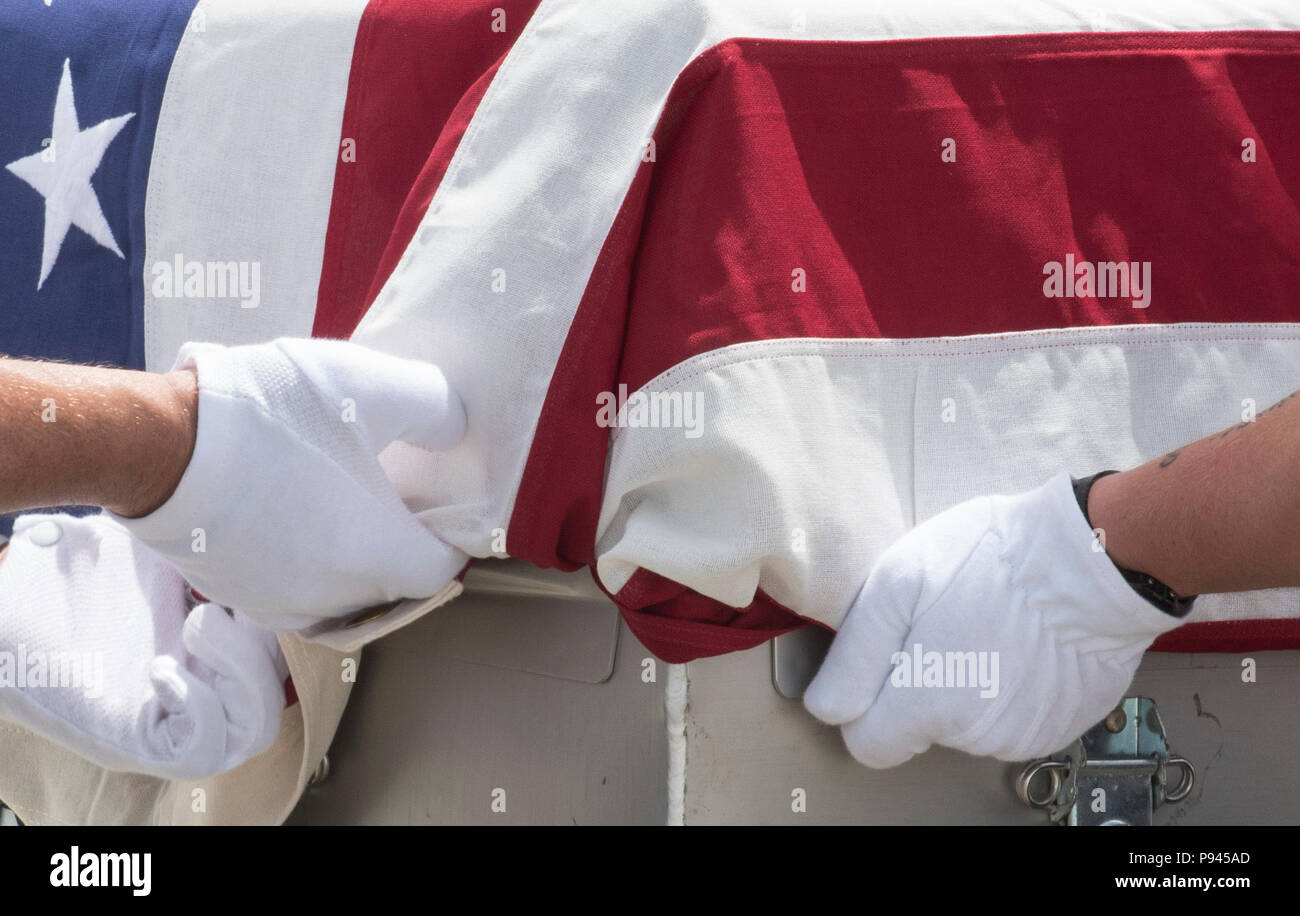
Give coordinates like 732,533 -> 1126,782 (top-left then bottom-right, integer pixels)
3,0 -> 1300,661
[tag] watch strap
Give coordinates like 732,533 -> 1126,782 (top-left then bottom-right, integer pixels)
1072,471 -> 1196,619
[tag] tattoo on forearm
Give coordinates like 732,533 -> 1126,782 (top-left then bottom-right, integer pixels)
1214,421 -> 1253,441
1157,389 -> 1298,469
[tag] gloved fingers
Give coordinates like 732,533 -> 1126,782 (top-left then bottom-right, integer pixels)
0,510 -> 244,779
804,573 -> 912,725
1008,657 -> 1136,762
381,522 -> 470,603
146,655 -> 229,778
182,604 -> 285,766
274,337 -> 467,455
838,670 -> 937,769
369,358 -> 466,454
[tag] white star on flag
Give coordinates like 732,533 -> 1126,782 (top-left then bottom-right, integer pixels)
5,59 -> 135,289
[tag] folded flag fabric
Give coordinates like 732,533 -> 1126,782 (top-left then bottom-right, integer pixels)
3,0 -> 1300,664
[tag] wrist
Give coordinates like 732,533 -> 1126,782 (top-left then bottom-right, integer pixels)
1081,469 -> 1195,617
1082,471 -> 1144,570
105,369 -> 198,518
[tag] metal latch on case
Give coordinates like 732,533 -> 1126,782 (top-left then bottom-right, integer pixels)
1015,696 -> 1194,825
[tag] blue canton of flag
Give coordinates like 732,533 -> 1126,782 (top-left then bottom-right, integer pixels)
0,0 -> 198,370
0,0 -> 198,535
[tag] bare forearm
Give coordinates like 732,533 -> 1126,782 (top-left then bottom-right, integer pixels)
0,359 -> 197,518
1088,390 -> 1300,596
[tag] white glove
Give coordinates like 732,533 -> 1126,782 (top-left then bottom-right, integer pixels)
0,513 -> 285,779
112,337 -> 468,630
804,472 -> 1184,767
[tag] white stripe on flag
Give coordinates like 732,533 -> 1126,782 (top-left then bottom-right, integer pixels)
142,0 -> 368,371
594,323 -> 1300,629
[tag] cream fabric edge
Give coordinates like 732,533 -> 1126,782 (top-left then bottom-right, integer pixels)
594,324 -> 1300,630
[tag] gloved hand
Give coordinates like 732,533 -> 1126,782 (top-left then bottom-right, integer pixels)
111,337 -> 468,630
804,471 -> 1184,767
0,513 -> 285,779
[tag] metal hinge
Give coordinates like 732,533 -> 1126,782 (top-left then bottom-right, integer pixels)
1016,697 -> 1194,825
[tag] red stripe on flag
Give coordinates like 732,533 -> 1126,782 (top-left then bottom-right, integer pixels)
620,30 -> 1300,393
611,570 -> 809,664
1153,616 -> 1300,653
314,0 -> 542,340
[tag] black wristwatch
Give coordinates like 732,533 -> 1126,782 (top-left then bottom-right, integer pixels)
1072,471 -> 1196,619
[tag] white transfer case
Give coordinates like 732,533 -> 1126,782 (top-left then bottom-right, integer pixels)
287,560 -> 1300,825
